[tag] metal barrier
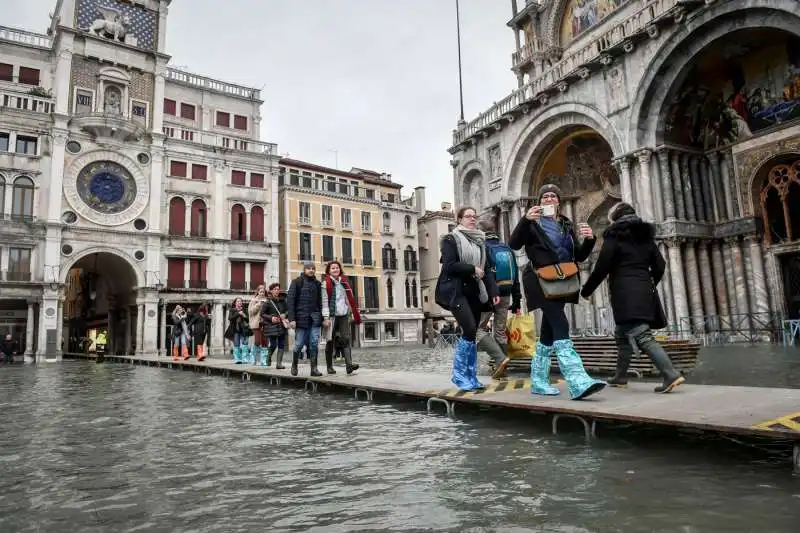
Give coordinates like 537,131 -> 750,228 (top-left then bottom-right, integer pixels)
783,319 -> 800,346
676,312 -> 785,345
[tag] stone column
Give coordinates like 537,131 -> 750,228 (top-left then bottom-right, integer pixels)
670,151 -> 685,220
710,241 -> 731,327
634,149 -> 655,221
24,300 -> 36,356
729,237 -> 751,330
212,302 -> 225,358
667,239 -> 690,332
56,300 -> 64,359
159,301 -> 167,356
135,303 -> 145,356
746,235 -> 770,316
697,242 -> 718,329
657,242 -> 674,326
722,241 -> 738,320
698,157 -> 718,222
143,300 -> 159,353
614,155 -> 633,205
720,151 -> 739,218
688,156 -> 705,222
580,263 -> 596,332
707,154 -> 726,221
124,308 -> 132,355
683,240 -> 704,332
680,153 -> 697,221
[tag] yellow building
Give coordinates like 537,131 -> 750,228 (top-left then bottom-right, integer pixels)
278,158 -> 424,346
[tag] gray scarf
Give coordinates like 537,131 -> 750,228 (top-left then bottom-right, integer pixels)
450,225 -> 488,304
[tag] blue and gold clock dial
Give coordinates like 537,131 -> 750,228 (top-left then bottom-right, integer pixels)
76,160 -> 137,214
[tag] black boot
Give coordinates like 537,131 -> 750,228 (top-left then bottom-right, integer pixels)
343,346 -> 359,375
631,325 -> 685,393
309,355 -> 323,377
290,351 -> 299,376
275,349 -> 285,370
608,331 -> 634,387
325,342 -> 336,374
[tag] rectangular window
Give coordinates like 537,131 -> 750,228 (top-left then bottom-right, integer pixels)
341,238 -> 353,265
364,322 -> 377,341
8,248 -> 32,281
0,133 -> 8,152
216,111 -> 230,127
362,240 -> 373,267
298,202 -> 311,224
326,179 -> 336,193
231,170 -> 246,186
386,193 -> 396,204
131,102 -> 147,124
349,276 -> 360,306
18,67 -> 40,86
364,277 -> 379,309
0,63 -> 12,82
191,164 -> 207,180
299,233 -> 312,261
322,235 -> 334,262
167,258 -> 185,288
163,98 -> 176,115
15,136 -> 37,155
250,173 -> 264,188
180,103 -> 196,120
302,176 -> 313,188
341,208 -> 352,230
233,115 -> 248,130
289,173 -> 299,187
75,90 -> 93,114
360,212 -> 371,232
250,262 -> 265,291
170,161 -> 187,177
188,259 -> 207,289
366,189 -> 375,200
321,205 -> 333,226
385,322 -> 397,339
230,261 -> 246,291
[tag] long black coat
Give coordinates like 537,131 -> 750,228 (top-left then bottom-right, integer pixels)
260,297 -> 288,337
508,215 -> 596,310
286,275 -> 322,329
580,215 -> 666,326
438,234 -> 499,311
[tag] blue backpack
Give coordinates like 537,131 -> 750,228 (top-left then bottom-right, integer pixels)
485,240 -> 517,296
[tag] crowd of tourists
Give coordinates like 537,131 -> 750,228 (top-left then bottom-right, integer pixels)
435,183 -> 685,400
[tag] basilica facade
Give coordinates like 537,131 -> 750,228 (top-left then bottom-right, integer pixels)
450,0 -> 800,335
0,0 -> 280,360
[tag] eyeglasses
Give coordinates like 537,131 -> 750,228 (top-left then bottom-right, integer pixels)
541,194 -> 559,200
461,214 -> 477,219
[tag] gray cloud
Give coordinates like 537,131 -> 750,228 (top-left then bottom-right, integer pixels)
11,0 -> 513,208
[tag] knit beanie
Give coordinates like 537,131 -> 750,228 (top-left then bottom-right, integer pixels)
303,261 -> 315,270
608,202 -> 636,223
537,183 -> 562,203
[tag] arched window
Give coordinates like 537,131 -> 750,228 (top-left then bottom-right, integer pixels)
404,215 -> 412,234
382,212 -> 391,233
404,245 -> 417,271
0,176 -> 5,214
190,199 -> 207,237
168,197 -> 186,235
11,176 -> 34,222
386,277 -> 394,309
761,160 -> 800,245
382,243 -> 396,270
250,205 -> 264,241
404,278 -> 411,308
231,204 -> 247,240
412,278 -> 419,308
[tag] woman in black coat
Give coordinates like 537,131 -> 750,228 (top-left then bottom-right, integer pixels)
580,202 -> 685,393
436,206 -> 500,391
508,183 -> 605,400
260,283 -> 288,369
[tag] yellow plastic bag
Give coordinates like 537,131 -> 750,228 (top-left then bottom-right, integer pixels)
506,314 -> 536,359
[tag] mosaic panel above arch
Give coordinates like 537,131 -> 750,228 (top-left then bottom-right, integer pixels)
559,0 -> 629,47
532,129 -> 618,197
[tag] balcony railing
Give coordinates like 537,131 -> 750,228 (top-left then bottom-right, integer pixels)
382,258 -> 397,271
0,213 -> 36,223
166,68 -> 260,100
1,89 -> 54,114
404,260 -> 419,272
382,225 -> 393,234
2,270 -> 32,282
298,216 -> 311,226
321,219 -> 333,228
0,26 -> 52,49
362,258 -> 376,268
297,253 -> 315,262
454,0 -> 682,146
341,256 -> 354,266
361,225 -> 372,233
341,221 -> 353,231
166,279 -> 208,289
187,279 -> 208,289
162,126 -> 276,157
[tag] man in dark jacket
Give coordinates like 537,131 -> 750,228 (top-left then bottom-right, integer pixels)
2,334 -> 17,363
286,262 -> 323,377
580,202 -> 684,394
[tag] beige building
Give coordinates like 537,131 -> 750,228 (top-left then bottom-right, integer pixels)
278,159 -> 424,346
417,202 -> 455,331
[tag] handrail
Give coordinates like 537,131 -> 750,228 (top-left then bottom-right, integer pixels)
0,26 -> 52,49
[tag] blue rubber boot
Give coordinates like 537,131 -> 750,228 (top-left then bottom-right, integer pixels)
233,345 -> 243,364
553,339 -> 605,400
259,347 -> 269,367
531,342 -> 560,396
452,338 -> 483,391
466,340 -> 485,390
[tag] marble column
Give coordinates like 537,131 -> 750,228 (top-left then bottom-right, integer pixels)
697,242 -> 718,329
667,240 -> 690,332
689,156 -> 706,222
135,303 -> 145,355
211,302 -> 225,357
722,242 -> 739,321
658,149 -> 676,219
635,149 -> 655,221
680,153 -> 697,221
720,151 -> 739,218
24,300 -> 35,356
710,241 -> 731,327
614,156 -> 633,205
729,237 -> 752,330
707,154 -> 726,221
657,242 -> 674,326
580,263 -> 596,332
500,203 -> 511,243
159,301 -> 167,357
746,235 -> 770,316
671,151 -> 686,220
56,300 -> 64,359
124,308 -> 132,355
698,157 -> 718,222
683,241 -> 705,332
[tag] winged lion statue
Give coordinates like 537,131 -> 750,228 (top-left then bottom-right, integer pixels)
87,5 -> 131,41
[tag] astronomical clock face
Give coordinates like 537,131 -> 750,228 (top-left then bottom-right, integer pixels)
76,160 -> 137,214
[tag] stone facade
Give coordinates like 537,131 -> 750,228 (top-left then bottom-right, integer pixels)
450,0 -> 800,334
0,0 -> 280,360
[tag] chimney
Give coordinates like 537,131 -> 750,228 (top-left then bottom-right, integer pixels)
441,202 -> 452,212
414,186 -> 426,215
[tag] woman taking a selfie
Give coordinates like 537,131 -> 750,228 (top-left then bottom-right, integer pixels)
508,184 -> 605,400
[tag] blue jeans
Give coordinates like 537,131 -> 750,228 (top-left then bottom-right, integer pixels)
293,327 -> 320,358
268,335 -> 285,351
233,332 -> 247,348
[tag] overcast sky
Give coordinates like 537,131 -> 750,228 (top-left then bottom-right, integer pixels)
11,1 -> 515,209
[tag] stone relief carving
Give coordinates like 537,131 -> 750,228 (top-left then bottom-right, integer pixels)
87,5 -> 131,41
604,65 -> 628,114
103,85 -> 122,115
487,145 -> 502,179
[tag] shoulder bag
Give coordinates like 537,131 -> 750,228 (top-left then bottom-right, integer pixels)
271,300 -> 291,329
532,219 -> 580,299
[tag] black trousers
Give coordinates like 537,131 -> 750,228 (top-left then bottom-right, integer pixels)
450,296 -> 483,342
538,299 -> 571,346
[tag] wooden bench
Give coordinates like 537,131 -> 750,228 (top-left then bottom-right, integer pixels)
495,336 -> 701,377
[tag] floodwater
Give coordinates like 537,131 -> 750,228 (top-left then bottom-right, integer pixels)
0,344 -> 798,532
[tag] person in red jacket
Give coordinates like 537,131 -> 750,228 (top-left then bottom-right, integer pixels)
321,261 -> 362,375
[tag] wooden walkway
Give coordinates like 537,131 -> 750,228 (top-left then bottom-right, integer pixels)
64,353 -> 800,471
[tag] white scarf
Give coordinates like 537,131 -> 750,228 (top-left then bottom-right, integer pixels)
450,225 -> 488,304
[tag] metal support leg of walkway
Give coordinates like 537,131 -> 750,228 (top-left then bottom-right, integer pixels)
552,413 -> 597,443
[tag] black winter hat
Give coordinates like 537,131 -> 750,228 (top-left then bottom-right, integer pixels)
608,202 -> 636,223
537,183 -> 562,203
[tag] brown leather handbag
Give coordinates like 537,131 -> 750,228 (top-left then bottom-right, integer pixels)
535,262 -> 580,299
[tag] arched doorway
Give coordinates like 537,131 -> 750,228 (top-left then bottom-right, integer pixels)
63,251 -> 139,355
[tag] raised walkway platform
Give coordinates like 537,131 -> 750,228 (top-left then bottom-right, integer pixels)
63,353 -> 800,472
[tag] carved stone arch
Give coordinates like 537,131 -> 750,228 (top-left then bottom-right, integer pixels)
456,158 -> 489,211
628,0 -> 800,149
543,0 -> 572,48
749,152 -> 800,238
97,65 -> 132,84
505,102 -> 624,200
60,246 -> 145,289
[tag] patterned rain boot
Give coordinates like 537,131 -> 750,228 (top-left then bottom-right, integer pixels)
451,338 -> 483,391
233,345 -> 243,364
530,342 -> 560,396
245,344 -> 255,365
553,339 -> 605,400
259,346 -> 269,367
181,345 -> 190,361
196,344 -> 206,362
171,345 -> 180,361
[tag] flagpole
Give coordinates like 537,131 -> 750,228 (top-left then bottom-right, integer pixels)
456,0 -> 465,123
